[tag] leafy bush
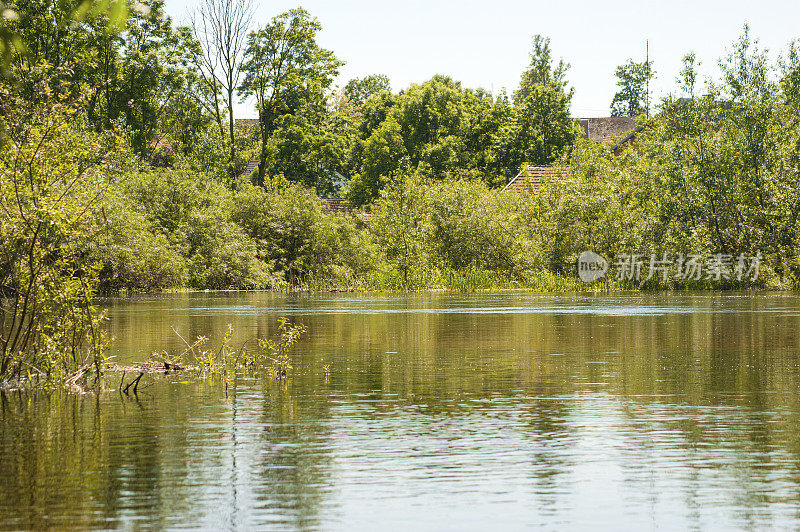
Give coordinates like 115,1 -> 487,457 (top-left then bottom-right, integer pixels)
94,190 -> 187,292
0,83 -> 111,386
232,178 -> 373,289
108,168 -> 274,290
369,167 -> 542,289
427,179 -> 537,277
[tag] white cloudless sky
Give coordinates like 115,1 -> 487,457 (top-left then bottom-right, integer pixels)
163,0 -> 800,118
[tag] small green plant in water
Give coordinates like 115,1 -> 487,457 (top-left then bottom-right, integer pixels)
247,318 -> 306,379
134,318 -> 306,391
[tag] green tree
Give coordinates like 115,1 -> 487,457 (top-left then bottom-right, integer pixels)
239,8 -> 342,184
101,2 -> 202,155
266,105 -> 353,195
610,58 -> 655,116
0,0 -> 127,74
343,74 -> 390,108
0,80 -> 113,385
370,161 -> 430,289
348,75 -> 516,204
517,35 -> 570,96
500,82 -> 576,171
5,0 -> 207,157
780,40 -> 800,107
232,179 -> 372,289
347,116 -> 407,206
677,52 -> 700,98
493,36 -> 577,174
116,167 -> 273,289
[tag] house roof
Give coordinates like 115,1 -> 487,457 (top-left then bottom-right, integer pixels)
149,134 -> 174,153
610,127 -> 643,154
576,117 -> 636,143
239,157 -> 260,178
502,165 -> 572,195
234,118 -> 260,128
321,197 -> 350,214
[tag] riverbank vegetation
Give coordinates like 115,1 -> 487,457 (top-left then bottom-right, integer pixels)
112,317 -> 307,395
2,1 -> 800,384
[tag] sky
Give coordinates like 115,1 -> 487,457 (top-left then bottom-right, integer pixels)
163,0 -> 800,118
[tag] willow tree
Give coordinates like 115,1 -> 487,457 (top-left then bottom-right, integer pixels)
0,78 -> 115,387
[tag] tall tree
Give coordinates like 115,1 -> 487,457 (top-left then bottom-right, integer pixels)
3,0 -> 204,156
780,40 -> 800,107
343,74 -> 390,107
517,35 -> 570,98
239,8 -> 342,184
610,58 -> 655,116
0,0 -> 127,74
113,4 -> 200,155
497,35 -> 576,173
677,52 -> 700,98
347,76 -> 518,205
191,0 -> 253,167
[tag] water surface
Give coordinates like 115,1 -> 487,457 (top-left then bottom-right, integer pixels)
2,291 -> 800,529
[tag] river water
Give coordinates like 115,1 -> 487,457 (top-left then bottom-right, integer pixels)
2,291 -> 800,529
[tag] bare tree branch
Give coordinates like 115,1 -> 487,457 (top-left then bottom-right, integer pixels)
191,0 -> 253,170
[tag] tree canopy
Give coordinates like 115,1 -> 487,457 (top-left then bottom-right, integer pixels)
610,58 -> 655,116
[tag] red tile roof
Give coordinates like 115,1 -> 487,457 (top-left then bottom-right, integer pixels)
149,135 -> 173,153
239,157 -> 260,178
502,165 -> 572,195
321,197 -> 350,213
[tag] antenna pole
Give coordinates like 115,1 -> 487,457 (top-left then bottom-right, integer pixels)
646,39 -> 650,117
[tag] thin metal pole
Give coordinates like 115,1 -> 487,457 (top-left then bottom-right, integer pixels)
646,39 -> 650,117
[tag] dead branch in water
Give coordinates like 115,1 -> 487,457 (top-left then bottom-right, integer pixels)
122,372 -> 144,395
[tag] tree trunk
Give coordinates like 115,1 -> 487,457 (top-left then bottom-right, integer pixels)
227,87 -> 236,169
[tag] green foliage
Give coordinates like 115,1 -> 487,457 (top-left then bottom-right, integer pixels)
780,40 -> 800,107
491,35 -> 578,173
114,168 -> 273,290
501,81 -> 578,171
555,27 -> 800,288
611,58 -> 656,117
254,317 -> 306,378
0,2 -> 25,72
149,318 -> 306,380
239,8 -> 342,184
87,166 -> 376,293
4,0 -> 211,159
370,163 -> 431,289
0,82 -> 112,387
264,104 -> 352,194
347,73 -> 567,205
677,52 -> 700,98
347,117 -> 406,205
517,35 -> 570,95
343,74 -> 391,108
426,179 -> 535,276
535,139 -> 628,272
93,188 -> 187,292
0,0 -> 127,74
369,164 -> 542,289
232,179 -> 373,289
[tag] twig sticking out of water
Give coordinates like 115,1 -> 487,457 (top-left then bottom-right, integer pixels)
122,372 -> 144,395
